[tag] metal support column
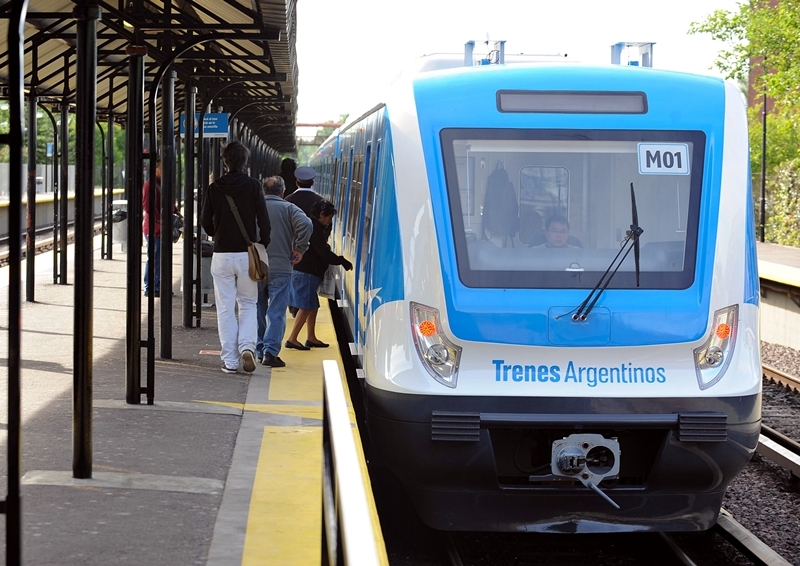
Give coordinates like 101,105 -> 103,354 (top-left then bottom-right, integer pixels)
59,68 -> 70,284
183,85 -> 196,327
4,3 -> 29,562
26,88 -> 37,302
37,104 -> 58,283
96,121 -> 106,258
105,82 -> 114,260
160,70 -> 176,358
72,0 -> 100,480
125,47 -> 145,404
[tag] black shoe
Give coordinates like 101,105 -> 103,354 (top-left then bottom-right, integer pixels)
305,339 -> 329,348
154,290 -> 161,298
241,350 -> 257,373
262,354 -> 286,368
285,340 -> 310,351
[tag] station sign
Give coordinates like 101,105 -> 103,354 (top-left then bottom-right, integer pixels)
179,113 -> 229,138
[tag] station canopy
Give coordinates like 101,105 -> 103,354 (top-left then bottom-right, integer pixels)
0,0 -> 299,154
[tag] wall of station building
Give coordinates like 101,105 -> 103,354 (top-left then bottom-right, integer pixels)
760,291 -> 800,351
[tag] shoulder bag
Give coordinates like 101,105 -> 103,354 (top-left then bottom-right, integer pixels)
224,194 -> 269,281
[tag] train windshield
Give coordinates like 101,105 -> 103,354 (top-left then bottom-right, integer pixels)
441,129 -> 705,289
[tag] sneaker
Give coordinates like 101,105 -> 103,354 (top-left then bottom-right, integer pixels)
221,364 -> 238,374
241,350 -> 257,373
262,354 -> 286,368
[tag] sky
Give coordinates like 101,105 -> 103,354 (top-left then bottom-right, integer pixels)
294,0 -> 744,136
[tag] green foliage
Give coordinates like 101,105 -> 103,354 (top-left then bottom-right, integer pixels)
692,1 -> 800,244
749,106 -> 800,174
690,1 -> 800,106
0,102 -> 126,187
765,158 -> 800,246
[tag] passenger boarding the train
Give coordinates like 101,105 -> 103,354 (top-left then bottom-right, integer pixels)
533,215 -> 580,249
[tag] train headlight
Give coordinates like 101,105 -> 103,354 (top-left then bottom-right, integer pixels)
410,302 -> 462,388
693,305 -> 738,390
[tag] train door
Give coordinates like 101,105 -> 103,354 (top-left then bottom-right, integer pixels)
334,149 -> 351,255
352,141 -> 375,343
343,151 -> 364,310
357,140 -> 380,346
329,155 -> 341,253
346,154 -> 364,256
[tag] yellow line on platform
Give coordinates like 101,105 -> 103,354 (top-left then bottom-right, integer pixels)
192,399 -> 321,419
245,404 -> 322,419
268,305 -> 338,403
193,400 -> 244,411
243,426 -> 322,565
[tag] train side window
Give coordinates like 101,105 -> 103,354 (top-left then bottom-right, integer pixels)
347,157 -> 365,250
361,143 -> 379,271
331,157 -> 340,208
337,154 -> 350,237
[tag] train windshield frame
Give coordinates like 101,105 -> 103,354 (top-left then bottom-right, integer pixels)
440,128 -> 705,289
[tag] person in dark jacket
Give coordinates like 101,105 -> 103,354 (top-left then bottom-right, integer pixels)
285,199 -> 352,350
279,158 -> 297,198
200,141 -> 271,374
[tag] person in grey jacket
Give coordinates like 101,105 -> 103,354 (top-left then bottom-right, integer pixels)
257,176 -> 313,367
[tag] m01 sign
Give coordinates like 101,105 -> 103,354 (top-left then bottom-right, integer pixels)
637,143 -> 690,175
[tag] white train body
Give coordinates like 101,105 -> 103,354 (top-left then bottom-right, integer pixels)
311,58 -> 761,532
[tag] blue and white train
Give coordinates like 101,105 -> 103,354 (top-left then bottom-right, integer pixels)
310,49 -> 761,532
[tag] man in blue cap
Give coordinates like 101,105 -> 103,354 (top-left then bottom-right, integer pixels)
285,166 -> 323,216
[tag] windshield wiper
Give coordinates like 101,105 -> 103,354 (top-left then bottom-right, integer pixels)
572,183 -> 643,321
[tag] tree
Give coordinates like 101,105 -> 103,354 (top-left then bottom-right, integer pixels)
690,1 -> 800,244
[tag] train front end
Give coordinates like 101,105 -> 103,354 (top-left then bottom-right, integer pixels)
363,63 -> 761,532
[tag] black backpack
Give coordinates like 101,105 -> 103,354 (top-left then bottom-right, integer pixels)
482,163 -> 519,245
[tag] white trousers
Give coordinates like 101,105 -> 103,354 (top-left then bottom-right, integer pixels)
210,252 -> 258,369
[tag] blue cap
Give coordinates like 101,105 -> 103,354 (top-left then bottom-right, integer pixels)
294,166 -> 316,182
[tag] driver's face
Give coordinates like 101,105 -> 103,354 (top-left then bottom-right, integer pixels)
545,222 -> 570,248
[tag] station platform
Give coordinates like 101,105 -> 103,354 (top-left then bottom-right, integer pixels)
757,241 -> 800,285
0,240 -> 372,565
756,242 -> 800,351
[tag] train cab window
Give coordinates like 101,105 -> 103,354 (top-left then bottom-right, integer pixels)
441,129 -> 705,289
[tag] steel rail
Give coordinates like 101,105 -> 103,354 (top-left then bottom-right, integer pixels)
762,363 -> 800,392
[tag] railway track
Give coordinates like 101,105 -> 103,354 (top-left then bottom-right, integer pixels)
0,222 -> 108,268
762,363 -> 800,392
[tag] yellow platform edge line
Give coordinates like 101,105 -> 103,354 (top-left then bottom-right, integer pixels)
243,426 -> 322,565
243,301 -> 388,564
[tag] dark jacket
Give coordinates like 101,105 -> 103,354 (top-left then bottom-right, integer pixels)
285,188 -> 322,216
293,218 -> 350,279
200,171 -> 270,252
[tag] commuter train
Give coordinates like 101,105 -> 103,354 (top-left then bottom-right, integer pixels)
309,49 -> 761,532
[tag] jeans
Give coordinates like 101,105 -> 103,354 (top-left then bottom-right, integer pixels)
143,236 -> 161,294
210,252 -> 258,369
257,272 -> 293,358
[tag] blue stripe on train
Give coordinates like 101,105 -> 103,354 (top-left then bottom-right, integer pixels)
744,166 -> 760,305
366,120 -> 405,318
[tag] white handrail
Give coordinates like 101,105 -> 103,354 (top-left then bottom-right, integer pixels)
322,359 -> 387,565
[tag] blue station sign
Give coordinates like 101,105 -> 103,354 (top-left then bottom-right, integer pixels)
179,113 -> 229,138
